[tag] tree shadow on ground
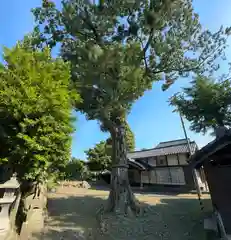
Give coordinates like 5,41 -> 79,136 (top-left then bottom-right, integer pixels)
32,192 -> 213,240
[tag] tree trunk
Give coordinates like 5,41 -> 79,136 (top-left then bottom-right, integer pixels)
105,124 -> 141,215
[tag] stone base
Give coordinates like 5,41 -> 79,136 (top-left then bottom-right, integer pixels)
204,216 -> 219,240
204,217 -> 218,232
204,217 -> 231,240
0,231 -> 7,240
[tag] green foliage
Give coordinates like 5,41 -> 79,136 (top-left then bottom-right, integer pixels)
32,0 -> 229,131
47,173 -> 59,190
170,75 -> 231,134
65,157 -> 89,180
124,122 -> 135,152
0,43 -> 80,183
105,121 -> 135,155
85,141 -> 111,171
86,122 -> 135,171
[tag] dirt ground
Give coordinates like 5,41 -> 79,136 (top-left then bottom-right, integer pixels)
37,187 -> 212,240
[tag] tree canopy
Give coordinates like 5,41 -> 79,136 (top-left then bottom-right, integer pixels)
32,0 -> 229,132
170,75 -> 231,135
0,42 -> 80,183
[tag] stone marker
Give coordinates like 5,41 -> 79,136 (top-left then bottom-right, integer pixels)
0,174 -> 19,239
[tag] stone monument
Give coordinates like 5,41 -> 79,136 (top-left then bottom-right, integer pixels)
0,174 -> 19,239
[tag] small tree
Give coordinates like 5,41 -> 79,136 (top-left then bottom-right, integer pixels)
65,157 -> 88,180
32,0 -> 229,214
170,75 -> 231,135
85,141 -> 111,172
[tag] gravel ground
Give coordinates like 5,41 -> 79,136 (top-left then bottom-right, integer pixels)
39,187 -> 212,240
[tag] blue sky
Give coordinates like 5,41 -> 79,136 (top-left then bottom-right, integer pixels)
1,0 -> 231,159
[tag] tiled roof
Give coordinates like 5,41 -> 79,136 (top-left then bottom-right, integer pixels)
127,139 -> 198,159
128,159 -> 147,170
155,139 -> 191,148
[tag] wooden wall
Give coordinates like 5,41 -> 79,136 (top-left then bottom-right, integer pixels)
140,167 -> 186,185
145,153 -> 188,167
129,153 -> 190,186
128,169 -> 141,184
205,164 -> 231,234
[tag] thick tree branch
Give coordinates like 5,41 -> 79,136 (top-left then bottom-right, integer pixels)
143,28 -> 154,53
150,43 -> 225,76
127,1 -> 139,24
138,30 -> 154,76
74,30 -> 95,40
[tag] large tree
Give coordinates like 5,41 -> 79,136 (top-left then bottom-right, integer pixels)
170,75 -> 231,135
105,121 -> 135,159
32,0 -> 229,214
86,122 -> 135,172
0,41 -> 80,189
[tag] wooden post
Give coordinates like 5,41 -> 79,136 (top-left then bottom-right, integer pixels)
140,171 -> 143,189
148,170 -> 151,185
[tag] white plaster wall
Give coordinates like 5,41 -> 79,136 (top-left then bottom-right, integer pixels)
178,153 -> 188,165
147,157 -> 156,166
167,154 -> 178,166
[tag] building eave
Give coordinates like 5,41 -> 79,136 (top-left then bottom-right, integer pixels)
127,142 -> 198,159
189,134 -> 231,169
128,158 -> 147,170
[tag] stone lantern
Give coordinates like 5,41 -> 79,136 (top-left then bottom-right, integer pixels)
0,174 -> 20,239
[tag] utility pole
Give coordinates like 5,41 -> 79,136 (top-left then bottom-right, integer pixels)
179,113 -> 192,155
179,113 -> 204,210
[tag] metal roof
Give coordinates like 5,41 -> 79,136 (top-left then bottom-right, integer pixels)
127,140 -> 198,159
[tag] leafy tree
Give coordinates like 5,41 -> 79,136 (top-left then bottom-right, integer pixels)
65,157 -> 88,180
0,43 -> 79,189
170,75 -> 231,135
85,141 -> 111,172
32,0 -> 229,214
